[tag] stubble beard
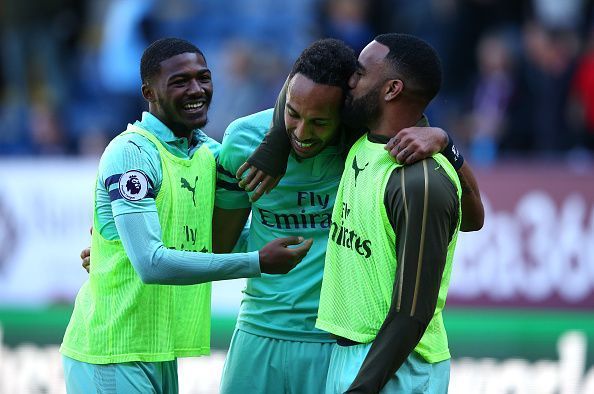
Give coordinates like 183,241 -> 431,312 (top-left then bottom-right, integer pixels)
343,88 -> 381,132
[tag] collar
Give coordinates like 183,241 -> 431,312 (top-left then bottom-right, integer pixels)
367,114 -> 430,144
135,111 -> 206,147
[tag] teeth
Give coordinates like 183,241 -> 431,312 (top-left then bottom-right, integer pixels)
295,140 -> 314,148
184,102 -> 205,110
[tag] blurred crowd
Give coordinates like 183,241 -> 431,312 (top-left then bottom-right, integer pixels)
1,0 -> 594,166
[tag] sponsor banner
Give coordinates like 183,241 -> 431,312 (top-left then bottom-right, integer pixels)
449,164 -> 594,309
1,332 -> 593,393
0,160 -> 592,309
0,159 -> 96,305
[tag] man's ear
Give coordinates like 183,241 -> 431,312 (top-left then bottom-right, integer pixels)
142,83 -> 156,103
384,79 -> 404,102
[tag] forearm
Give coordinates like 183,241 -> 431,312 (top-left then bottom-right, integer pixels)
457,161 -> 484,232
346,315 -> 425,393
149,246 -> 259,285
440,132 -> 484,232
115,211 -> 260,285
245,76 -> 291,176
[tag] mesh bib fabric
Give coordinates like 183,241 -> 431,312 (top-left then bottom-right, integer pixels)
61,125 -> 215,363
316,135 -> 461,362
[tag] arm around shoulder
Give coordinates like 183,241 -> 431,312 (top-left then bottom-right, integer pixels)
457,161 -> 484,232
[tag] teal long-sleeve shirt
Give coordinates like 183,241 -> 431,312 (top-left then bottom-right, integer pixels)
94,111 -> 260,284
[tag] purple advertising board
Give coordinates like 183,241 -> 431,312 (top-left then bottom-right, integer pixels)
448,163 -> 594,309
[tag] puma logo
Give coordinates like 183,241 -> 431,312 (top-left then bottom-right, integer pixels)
352,156 -> 369,186
181,176 -> 199,206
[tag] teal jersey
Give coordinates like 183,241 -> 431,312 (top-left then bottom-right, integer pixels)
96,111 -> 220,240
91,112 -> 259,284
217,109 -> 344,342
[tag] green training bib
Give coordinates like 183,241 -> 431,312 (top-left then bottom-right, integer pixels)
61,124 -> 216,363
317,135 -> 461,363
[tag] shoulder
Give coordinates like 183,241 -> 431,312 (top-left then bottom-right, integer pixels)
222,109 -> 274,147
398,158 -> 457,207
98,132 -> 161,186
197,132 -> 221,158
107,131 -> 157,154
219,109 -> 274,169
385,158 -> 458,230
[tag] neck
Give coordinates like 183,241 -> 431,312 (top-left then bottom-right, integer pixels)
149,108 -> 193,139
368,104 -> 423,138
169,124 -> 193,140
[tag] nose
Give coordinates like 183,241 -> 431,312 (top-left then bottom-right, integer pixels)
292,121 -> 310,142
348,72 -> 360,89
187,79 -> 204,95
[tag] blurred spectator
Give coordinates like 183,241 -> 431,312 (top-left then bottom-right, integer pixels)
140,0 -> 199,41
457,31 -> 516,166
532,0 -> 586,31
0,102 -> 31,155
569,24 -> 594,151
98,0 -> 153,94
77,128 -> 110,157
0,0 -> 83,155
437,0 -> 527,103
503,22 -> 580,154
29,100 -> 67,155
204,40 -> 282,140
2,0 -> 594,159
318,0 -> 375,54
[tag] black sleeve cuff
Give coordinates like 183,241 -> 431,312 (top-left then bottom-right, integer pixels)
441,133 -> 464,171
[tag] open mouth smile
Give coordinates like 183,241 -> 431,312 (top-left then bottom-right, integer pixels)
294,140 -> 314,149
183,99 -> 207,112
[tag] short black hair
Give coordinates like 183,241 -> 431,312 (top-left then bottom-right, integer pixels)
140,38 -> 204,83
289,38 -> 357,92
374,33 -> 442,104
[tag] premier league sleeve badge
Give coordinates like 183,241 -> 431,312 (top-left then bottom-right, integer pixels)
118,170 -> 150,201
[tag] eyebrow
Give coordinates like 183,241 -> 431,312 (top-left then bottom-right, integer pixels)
286,103 -> 297,113
286,103 -> 332,121
169,68 -> 211,80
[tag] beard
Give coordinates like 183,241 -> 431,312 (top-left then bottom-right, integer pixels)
342,87 -> 382,132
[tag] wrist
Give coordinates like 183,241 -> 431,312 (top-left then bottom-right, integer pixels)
249,251 -> 262,276
441,132 -> 464,170
439,129 -> 448,151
